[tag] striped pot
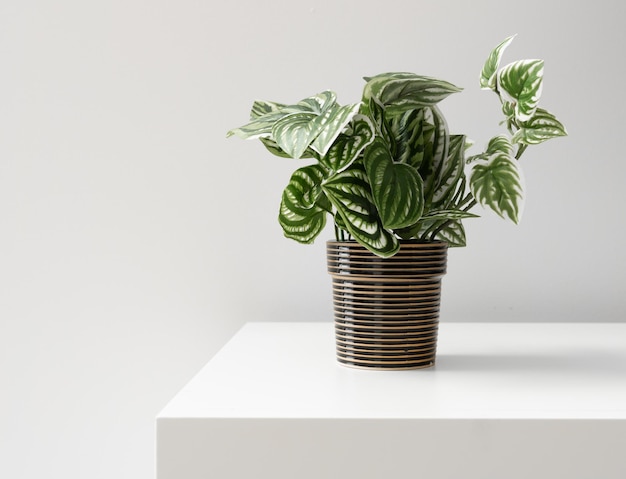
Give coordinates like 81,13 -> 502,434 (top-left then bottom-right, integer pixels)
327,240 -> 448,370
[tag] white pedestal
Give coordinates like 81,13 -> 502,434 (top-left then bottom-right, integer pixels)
157,322 -> 626,479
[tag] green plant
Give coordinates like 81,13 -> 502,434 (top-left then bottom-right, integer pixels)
227,35 -> 566,257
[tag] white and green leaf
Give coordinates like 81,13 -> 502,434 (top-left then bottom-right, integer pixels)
486,134 -> 514,156
296,90 -> 337,114
226,111 -> 288,140
363,138 -> 424,230
498,59 -> 544,122
227,91 -> 339,143
468,135 -> 524,223
365,96 -> 395,146
279,164 -> 330,244
480,35 -> 516,90
322,162 -> 399,257
432,219 -> 466,247
501,101 -> 515,119
389,108 -> 434,169
319,114 -> 375,172
309,102 -> 362,156
431,134 -> 466,208
421,209 -> 479,220
259,137 -> 318,159
250,99 -> 287,119
271,112 -> 320,159
226,100 -> 290,139
421,106 -> 450,206
414,218 -> 467,246
363,73 -> 462,114
511,107 -> 567,145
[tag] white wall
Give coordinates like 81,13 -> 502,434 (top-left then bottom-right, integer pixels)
1,1 -> 624,478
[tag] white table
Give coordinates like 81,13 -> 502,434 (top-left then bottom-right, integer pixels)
157,322 -> 626,479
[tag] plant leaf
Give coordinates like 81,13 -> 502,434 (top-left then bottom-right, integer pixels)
389,108 -> 434,169
309,102 -> 362,156
279,164 -> 330,244
322,162 -> 399,257
501,101 -> 515,119
420,106 -> 449,208
422,209 -> 479,220
259,137 -> 318,159
363,138 -> 424,230
227,111 -> 288,139
250,100 -> 287,119
498,59 -> 544,122
319,114 -> 375,172
227,92 -> 339,142
511,107 -> 568,145
296,90 -> 337,113
413,218 -> 467,246
433,219 -> 466,246
480,35 -> 516,90
485,134 -> 514,156
281,91 -> 361,158
271,112 -> 319,159
366,96 -> 395,148
334,212 -> 347,230
363,73 -> 462,115
468,135 -> 524,223
431,134 -> 466,208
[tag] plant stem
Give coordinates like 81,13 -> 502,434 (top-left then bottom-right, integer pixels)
428,142 -> 527,243
515,143 -> 528,160
458,192 -> 475,208
428,198 -> 477,242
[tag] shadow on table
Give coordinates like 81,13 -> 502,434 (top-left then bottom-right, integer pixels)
436,350 -> 626,377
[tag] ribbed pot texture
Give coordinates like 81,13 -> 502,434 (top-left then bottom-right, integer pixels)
327,240 -> 448,370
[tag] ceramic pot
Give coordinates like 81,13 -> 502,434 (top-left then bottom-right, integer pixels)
327,240 -> 448,370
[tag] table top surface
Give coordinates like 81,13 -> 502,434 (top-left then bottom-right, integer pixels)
158,322 -> 626,420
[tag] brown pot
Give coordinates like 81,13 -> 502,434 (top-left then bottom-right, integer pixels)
327,240 -> 448,370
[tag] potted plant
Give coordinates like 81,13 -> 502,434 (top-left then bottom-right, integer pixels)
227,35 -> 566,370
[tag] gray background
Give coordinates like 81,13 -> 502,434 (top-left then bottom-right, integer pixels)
1,1 -> 624,478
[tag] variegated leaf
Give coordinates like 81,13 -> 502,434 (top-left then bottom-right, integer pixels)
480,35 -> 516,90
296,90 -> 337,114
431,134 -> 466,208
486,134 -> 514,156
250,100 -> 287,119
422,209 -> 479,220
389,108 -> 434,169
226,111 -> 288,140
363,138 -> 424,230
310,102 -> 361,156
414,218 -> 467,246
322,162 -> 399,257
259,137 -> 318,159
319,114 -> 375,172
363,73 -> 462,115
512,107 -> 567,145
334,212 -> 347,230
432,219 -> 466,247
501,101 -> 515,119
278,91 -> 342,156
279,164 -> 330,244
469,135 -> 524,223
227,92 -> 338,141
366,97 -> 395,147
421,106 -> 450,207
498,59 -> 544,122
271,112 -> 319,159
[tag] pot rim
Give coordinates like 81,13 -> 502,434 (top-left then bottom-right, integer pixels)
327,239 -> 448,247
